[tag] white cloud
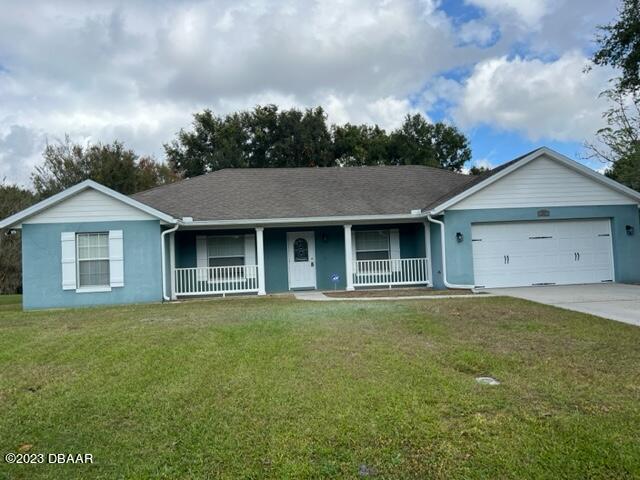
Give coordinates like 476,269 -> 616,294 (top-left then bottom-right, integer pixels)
463,0 -> 619,56
453,51 -> 613,142
0,0 -> 488,185
458,20 -> 497,47
0,125 -> 45,184
465,0 -> 554,28
0,0 -> 622,186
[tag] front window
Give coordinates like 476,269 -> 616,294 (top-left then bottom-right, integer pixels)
207,235 -> 246,282
77,233 -> 110,287
207,235 -> 245,267
355,230 -> 390,261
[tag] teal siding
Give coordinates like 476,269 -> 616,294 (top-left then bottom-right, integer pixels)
22,220 -> 162,310
400,224 -> 424,258
175,230 -> 197,268
264,229 -> 289,293
314,226 -> 346,290
442,205 -> 640,286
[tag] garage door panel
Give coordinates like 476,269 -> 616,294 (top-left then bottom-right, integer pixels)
471,219 -> 614,288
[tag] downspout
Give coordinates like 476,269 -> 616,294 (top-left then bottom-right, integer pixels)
161,223 -> 179,301
426,214 -> 476,290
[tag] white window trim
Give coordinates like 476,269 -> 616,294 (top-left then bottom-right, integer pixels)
354,229 -> 391,260
207,235 -> 247,283
76,286 -> 112,293
76,232 -> 111,291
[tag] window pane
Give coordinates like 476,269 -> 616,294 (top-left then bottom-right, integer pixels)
355,231 -> 389,251
293,238 -> 308,262
77,233 -> 108,259
78,260 -> 110,287
208,236 -> 244,257
356,250 -> 389,261
209,257 -> 245,267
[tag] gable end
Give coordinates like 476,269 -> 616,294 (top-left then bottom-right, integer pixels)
448,153 -> 639,211
24,189 -> 157,224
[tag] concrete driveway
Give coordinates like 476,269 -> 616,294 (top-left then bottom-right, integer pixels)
485,283 -> 640,326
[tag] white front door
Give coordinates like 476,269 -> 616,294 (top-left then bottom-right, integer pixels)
287,232 -> 317,289
472,219 -> 615,288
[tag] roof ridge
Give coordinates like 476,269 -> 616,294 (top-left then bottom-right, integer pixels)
215,164 -> 461,171
132,164 -> 469,198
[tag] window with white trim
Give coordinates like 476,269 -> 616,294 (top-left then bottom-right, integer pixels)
355,230 -> 390,260
207,235 -> 245,267
76,232 -> 110,287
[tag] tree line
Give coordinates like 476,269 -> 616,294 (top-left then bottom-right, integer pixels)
165,106 -> 471,177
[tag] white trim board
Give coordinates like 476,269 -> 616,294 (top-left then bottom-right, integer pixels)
178,213 -> 427,229
0,180 -> 176,229
430,147 -> 640,214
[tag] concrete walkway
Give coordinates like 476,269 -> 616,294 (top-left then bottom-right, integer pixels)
486,283 -> 640,326
293,290 -> 482,301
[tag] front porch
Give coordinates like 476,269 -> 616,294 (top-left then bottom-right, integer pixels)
165,223 -> 433,298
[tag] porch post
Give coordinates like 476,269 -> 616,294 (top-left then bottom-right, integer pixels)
169,231 -> 177,300
256,227 -> 266,296
344,224 -> 354,291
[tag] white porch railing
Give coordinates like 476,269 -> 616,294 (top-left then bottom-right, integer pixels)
174,265 -> 259,296
353,258 -> 430,287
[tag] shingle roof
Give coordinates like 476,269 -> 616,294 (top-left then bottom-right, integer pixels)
131,165 -> 473,221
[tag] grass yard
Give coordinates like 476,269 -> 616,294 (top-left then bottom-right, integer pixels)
0,296 -> 639,479
0,294 -> 21,311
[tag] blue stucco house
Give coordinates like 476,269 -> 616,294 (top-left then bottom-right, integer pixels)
2,147 -> 640,310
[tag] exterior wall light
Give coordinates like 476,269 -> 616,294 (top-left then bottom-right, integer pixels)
626,225 -> 635,236
456,232 -> 464,243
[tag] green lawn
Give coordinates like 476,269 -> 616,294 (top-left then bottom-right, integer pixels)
0,294 -> 21,309
0,296 -> 639,479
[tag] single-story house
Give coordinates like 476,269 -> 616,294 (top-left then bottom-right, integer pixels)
2,147 -> 640,310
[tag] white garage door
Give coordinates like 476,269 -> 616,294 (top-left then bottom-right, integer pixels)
472,219 -> 614,288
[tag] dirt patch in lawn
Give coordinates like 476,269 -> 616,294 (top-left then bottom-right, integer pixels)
324,288 -> 476,298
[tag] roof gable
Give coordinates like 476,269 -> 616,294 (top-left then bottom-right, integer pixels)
431,148 -> 640,213
0,180 -> 176,229
25,188 -> 157,223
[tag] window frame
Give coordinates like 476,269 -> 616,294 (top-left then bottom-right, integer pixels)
75,232 -> 111,292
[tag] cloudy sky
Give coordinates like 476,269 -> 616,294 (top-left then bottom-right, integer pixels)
0,0 -> 618,185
